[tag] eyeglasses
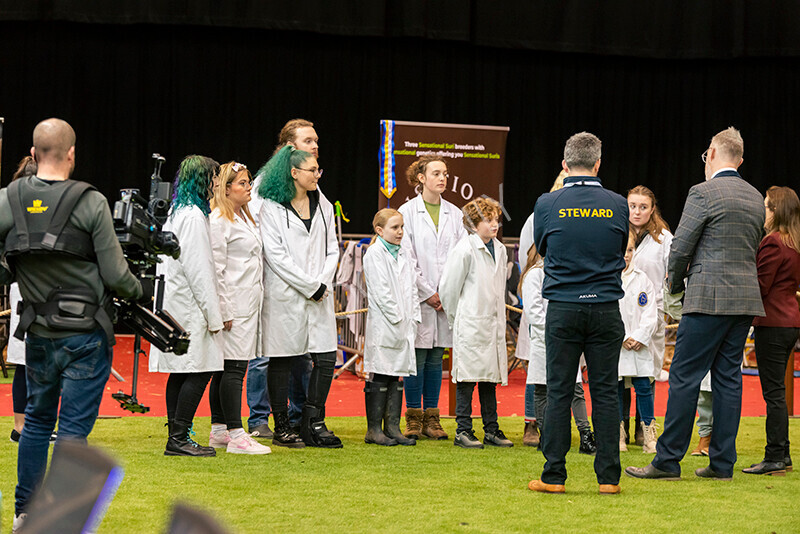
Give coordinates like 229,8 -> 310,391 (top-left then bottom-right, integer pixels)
296,167 -> 323,177
701,149 -> 709,163
231,162 -> 247,172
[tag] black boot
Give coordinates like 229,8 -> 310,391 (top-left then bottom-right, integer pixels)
383,382 -> 416,446
579,428 -> 597,455
301,405 -> 343,448
272,411 -> 305,448
364,383 -> 398,446
165,421 -> 216,457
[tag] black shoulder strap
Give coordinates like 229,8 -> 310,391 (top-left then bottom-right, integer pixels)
41,181 -> 95,250
6,180 -> 29,250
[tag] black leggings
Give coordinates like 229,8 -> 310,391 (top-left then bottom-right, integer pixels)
370,373 -> 399,384
12,365 -> 27,414
268,352 -> 336,414
166,372 -> 213,426
209,360 -> 248,429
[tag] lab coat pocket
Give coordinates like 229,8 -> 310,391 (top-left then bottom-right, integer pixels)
377,318 -> 406,349
457,314 -> 494,349
230,285 -> 259,318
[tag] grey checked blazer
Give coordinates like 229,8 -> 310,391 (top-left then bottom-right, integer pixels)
667,170 -> 766,316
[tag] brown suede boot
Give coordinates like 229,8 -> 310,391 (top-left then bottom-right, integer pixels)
422,408 -> 448,440
690,435 -> 711,456
404,408 -> 424,439
523,420 -> 540,447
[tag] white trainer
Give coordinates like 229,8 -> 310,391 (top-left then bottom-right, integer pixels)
642,421 -> 659,454
227,433 -> 272,455
13,513 -> 28,533
209,430 -> 231,449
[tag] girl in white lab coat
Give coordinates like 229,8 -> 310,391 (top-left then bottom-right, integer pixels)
397,156 -> 466,440
519,244 -> 595,453
623,185 -> 672,444
362,209 -> 421,446
257,145 -> 341,449
618,230 -> 659,453
439,197 -> 512,449
149,155 -> 223,457
206,162 -> 270,455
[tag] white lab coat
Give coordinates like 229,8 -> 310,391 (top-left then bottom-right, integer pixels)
618,266 -> 658,378
398,194 -> 466,349
260,191 -> 338,357
521,265 -> 581,385
633,229 -> 673,380
209,208 -> 263,361
363,240 -> 421,376
149,206 -> 224,373
519,212 -> 535,260
439,233 -> 508,385
7,283 -> 25,365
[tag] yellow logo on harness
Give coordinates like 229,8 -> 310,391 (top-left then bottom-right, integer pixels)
27,200 -> 49,214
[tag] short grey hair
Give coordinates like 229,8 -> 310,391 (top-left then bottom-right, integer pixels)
711,126 -> 743,162
564,132 -> 601,170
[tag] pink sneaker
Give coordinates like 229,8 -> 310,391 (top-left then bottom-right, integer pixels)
209,430 -> 231,448
227,433 -> 272,455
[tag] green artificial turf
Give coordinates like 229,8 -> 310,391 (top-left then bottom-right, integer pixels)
0,416 -> 798,533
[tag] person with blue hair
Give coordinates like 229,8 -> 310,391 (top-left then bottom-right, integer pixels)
257,146 -> 342,448
149,155 -> 224,457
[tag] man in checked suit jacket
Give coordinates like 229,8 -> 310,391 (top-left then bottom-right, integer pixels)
626,127 -> 765,481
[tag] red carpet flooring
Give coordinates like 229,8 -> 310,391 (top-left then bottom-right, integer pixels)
0,335 -> 793,418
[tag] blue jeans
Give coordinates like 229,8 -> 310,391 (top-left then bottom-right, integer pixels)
288,354 -> 312,428
16,329 -> 111,514
525,383 -> 536,420
618,377 -> 654,424
246,356 -> 271,428
404,347 -> 445,410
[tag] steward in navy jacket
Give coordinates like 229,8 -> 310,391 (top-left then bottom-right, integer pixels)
533,175 -> 628,303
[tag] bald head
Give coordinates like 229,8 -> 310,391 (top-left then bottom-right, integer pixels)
32,118 -> 76,164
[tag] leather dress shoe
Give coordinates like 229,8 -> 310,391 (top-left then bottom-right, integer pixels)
742,460 -> 786,476
528,479 -> 565,493
624,463 -> 681,480
599,484 -> 621,494
695,466 -> 732,480
785,456 -> 793,472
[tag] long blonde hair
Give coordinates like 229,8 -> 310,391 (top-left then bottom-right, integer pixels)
211,162 -> 255,224
627,185 -> 670,245
518,242 -> 542,296
370,208 -> 402,245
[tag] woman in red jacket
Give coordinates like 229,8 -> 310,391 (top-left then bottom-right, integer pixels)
744,186 -> 800,476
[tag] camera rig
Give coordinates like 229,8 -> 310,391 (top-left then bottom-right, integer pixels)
111,154 -> 190,413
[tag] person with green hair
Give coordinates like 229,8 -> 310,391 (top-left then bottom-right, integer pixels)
149,155 -> 224,457
257,145 -> 342,448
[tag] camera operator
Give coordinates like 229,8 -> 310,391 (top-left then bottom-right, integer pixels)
0,118 -> 143,532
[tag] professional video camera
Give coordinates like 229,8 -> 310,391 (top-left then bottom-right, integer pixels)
110,154 -> 191,413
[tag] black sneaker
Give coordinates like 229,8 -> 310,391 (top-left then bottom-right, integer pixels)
454,429 -> 484,449
9,430 -> 56,443
248,423 -> 274,439
484,429 -> 514,447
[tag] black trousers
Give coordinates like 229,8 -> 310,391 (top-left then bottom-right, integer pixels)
165,372 -> 213,427
12,364 -> 27,414
455,381 -> 499,434
653,314 -> 752,477
267,352 -> 336,415
754,326 -> 799,462
209,360 -> 249,429
541,301 -> 624,486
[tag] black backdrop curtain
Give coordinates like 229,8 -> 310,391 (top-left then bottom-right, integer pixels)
2,20 -> 799,234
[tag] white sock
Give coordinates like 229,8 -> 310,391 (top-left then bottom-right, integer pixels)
229,428 -> 246,440
211,424 -> 227,434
